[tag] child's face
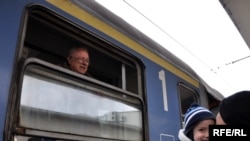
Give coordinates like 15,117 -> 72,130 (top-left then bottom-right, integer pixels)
193,119 -> 215,141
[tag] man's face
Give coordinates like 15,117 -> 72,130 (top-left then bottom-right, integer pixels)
67,50 -> 89,74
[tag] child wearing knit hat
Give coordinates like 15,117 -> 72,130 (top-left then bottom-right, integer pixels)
178,103 -> 215,141
216,90 -> 250,125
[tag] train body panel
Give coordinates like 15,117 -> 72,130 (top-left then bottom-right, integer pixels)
145,64 -> 183,140
0,1 -> 28,136
0,1 -> 223,141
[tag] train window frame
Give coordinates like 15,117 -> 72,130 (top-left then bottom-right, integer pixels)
8,5 -> 146,141
178,82 -> 199,121
21,5 -> 144,95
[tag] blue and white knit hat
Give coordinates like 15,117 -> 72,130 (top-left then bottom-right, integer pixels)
184,103 -> 215,136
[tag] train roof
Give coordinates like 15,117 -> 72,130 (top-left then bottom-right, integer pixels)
72,0 -> 224,100
219,0 -> 250,50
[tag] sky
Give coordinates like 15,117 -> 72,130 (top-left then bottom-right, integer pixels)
96,0 -> 250,97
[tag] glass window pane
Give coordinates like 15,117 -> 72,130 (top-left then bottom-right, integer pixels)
20,65 -> 143,140
179,84 -> 198,116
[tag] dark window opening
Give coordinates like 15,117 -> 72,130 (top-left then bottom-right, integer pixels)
22,6 -> 143,94
207,92 -> 221,115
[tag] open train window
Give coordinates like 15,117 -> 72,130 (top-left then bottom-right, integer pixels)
207,92 -> 221,115
22,5 -> 143,95
178,83 -> 198,120
14,5 -> 145,141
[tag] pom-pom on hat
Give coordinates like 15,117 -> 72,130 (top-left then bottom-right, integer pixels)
184,103 -> 215,136
219,91 -> 250,125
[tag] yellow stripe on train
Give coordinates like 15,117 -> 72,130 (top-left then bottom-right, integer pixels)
46,0 -> 199,87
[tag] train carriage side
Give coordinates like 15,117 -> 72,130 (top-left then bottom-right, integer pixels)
0,1 -> 223,141
62,1 -> 223,140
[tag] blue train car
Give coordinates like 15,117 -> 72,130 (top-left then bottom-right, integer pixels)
0,1 -> 223,141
